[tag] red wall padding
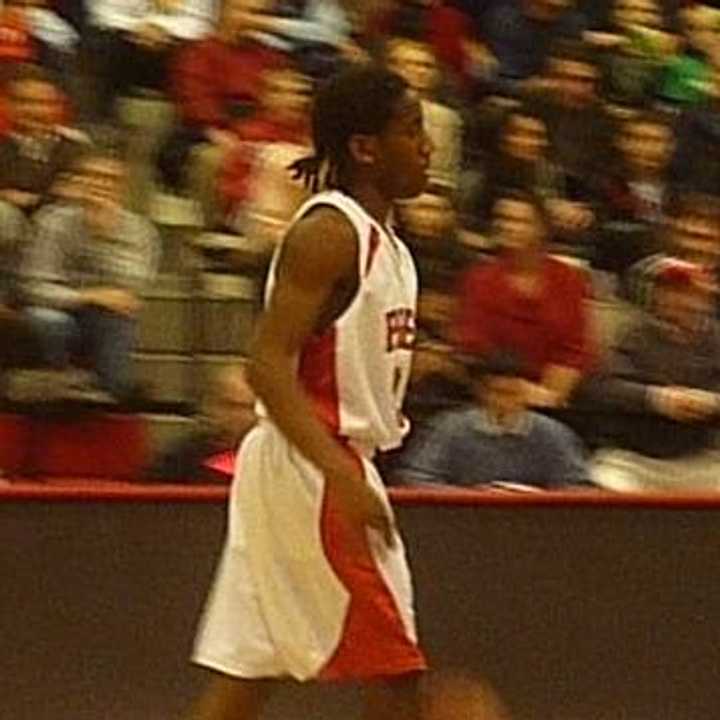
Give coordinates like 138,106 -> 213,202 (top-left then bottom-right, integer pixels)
0,413 -> 31,475
0,414 -> 149,480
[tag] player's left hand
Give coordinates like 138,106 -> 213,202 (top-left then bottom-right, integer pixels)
332,467 -> 397,547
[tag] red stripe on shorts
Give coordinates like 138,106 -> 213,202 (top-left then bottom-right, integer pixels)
318,452 -> 427,681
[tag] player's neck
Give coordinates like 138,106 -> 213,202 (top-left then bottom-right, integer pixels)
343,182 -> 392,227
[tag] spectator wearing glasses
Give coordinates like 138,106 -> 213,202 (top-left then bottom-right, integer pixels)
21,144 -> 159,400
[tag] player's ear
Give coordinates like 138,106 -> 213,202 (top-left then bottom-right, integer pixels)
348,133 -> 380,168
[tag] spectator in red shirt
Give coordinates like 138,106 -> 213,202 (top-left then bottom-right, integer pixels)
219,65 -> 310,230
454,190 -> 595,408
367,0 -> 495,95
159,0 -> 286,222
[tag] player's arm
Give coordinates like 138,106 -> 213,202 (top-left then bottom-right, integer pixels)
247,207 -> 394,541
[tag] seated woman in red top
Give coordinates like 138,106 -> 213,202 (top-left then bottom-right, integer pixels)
454,190 -> 595,408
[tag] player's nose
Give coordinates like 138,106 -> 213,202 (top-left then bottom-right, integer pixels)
421,133 -> 434,163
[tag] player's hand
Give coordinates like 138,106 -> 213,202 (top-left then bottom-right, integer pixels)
331,462 -> 396,547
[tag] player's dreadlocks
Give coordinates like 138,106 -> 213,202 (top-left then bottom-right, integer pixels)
290,64 -> 408,193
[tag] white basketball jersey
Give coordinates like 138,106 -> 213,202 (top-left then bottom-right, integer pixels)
263,190 -> 418,452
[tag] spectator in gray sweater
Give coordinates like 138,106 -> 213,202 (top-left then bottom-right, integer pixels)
588,261 -> 720,492
21,145 -> 159,399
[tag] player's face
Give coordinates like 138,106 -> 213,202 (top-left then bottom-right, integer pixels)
376,93 -> 432,200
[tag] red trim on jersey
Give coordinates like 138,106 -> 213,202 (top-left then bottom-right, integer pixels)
298,328 -> 341,435
318,452 -> 427,681
364,227 -> 381,277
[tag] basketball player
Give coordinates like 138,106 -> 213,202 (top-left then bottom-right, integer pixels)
188,65 -> 433,720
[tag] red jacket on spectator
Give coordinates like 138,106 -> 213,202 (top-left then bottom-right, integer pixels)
454,255 -> 595,380
367,1 -> 476,91
219,114 -> 308,213
171,37 -> 286,130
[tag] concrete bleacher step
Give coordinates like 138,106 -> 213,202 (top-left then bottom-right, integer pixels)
195,298 -> 258,356
155,226 -> 197,275
137,288 -> 194,354
150,192 -> 204,229
194,355 -> 248,390
194,232 -> 270,254
132,353 -> 196,405
198,272 -> 260,299
142,413 -> 195,456
116,94 -> 177,216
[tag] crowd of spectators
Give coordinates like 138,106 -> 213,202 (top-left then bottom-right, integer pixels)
3,0 -> 720,492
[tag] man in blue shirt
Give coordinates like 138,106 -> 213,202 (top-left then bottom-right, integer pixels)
396,350 -> 591,489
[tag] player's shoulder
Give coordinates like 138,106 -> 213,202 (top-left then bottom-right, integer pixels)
286,202 -> 358,256
279,202 -> 359,284
290,202 -> 356,239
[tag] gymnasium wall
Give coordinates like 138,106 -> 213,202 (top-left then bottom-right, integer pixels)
1,486 -> 718,720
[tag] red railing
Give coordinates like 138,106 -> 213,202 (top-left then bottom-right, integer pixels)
2,480 -> 720,509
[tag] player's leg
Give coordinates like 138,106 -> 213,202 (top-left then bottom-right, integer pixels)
362,671 -> 423,720
189,673 -> 274,720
